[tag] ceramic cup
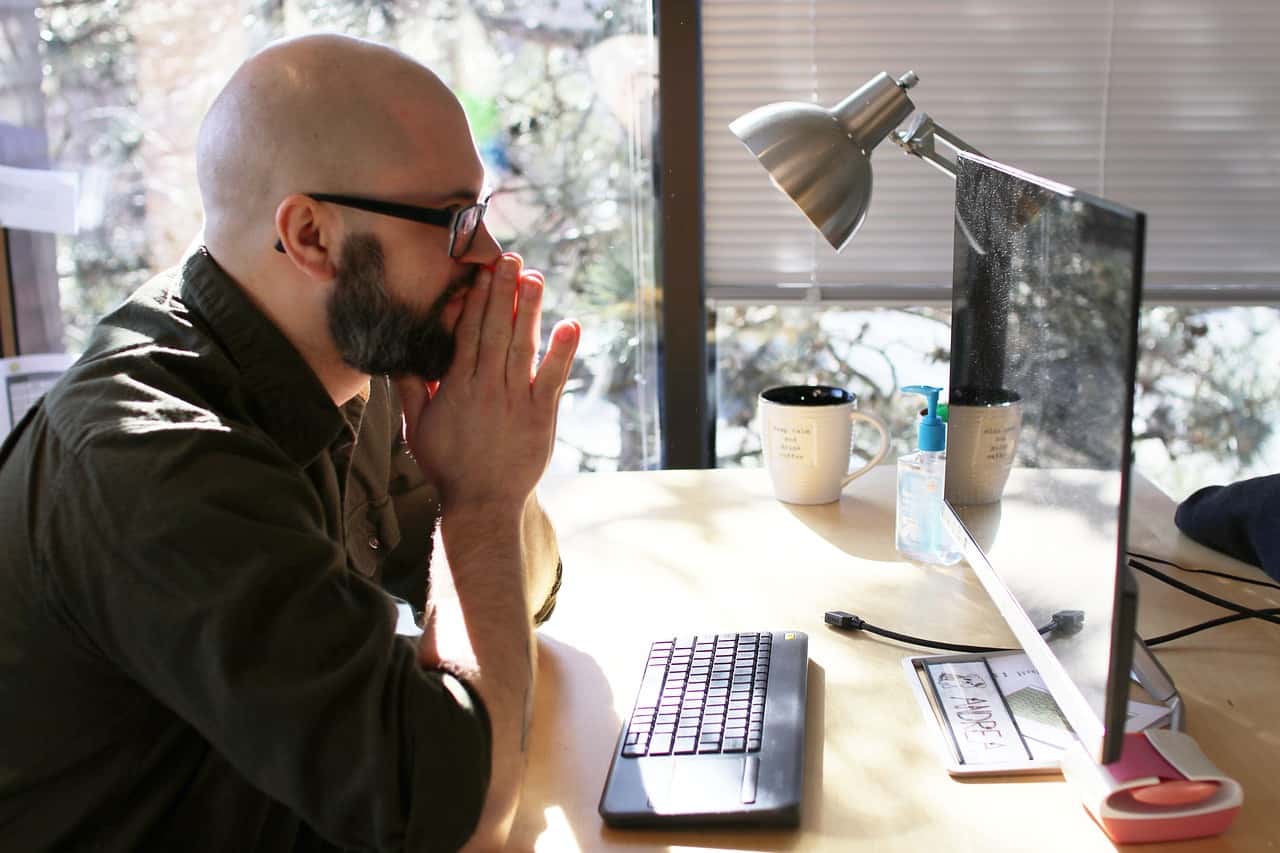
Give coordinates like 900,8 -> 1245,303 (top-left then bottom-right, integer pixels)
944,388 -> 1023,506
757,385 -> 891,505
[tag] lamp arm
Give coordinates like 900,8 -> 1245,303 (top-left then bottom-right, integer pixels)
893,112 -> 985,180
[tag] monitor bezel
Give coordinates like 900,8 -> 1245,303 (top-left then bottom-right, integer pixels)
946,151 -> 1146,765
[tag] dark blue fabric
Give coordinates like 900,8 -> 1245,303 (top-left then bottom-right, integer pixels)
1174,473 -> 1280,582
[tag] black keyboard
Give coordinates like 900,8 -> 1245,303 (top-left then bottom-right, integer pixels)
623,632 -> 772,758
600,630 -> 809,827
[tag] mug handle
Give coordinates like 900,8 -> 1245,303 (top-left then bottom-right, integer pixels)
840,410 -> 891,487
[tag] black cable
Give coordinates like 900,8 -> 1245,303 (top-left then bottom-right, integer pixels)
1128,558 -> 1280,628
823,609 -> 1080,655
1146,609 -> 1280,647
1127,549 -> 1280,591
826,555 -> 1279,654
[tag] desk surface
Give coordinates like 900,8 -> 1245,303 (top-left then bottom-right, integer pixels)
510,467 -> 1279,852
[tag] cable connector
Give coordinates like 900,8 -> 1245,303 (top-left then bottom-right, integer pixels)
824,610 -> 865,631
1050,609 -> 1085,635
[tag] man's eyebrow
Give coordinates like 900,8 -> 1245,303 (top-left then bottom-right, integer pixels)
432,188 -> 485,206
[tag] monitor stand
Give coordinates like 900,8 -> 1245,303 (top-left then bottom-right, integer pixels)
1130,638 -> 1183,732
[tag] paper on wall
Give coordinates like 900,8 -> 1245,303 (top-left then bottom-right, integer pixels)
0,164 -> 79,235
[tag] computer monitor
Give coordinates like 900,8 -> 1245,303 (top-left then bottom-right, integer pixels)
946,152 -> 1154,765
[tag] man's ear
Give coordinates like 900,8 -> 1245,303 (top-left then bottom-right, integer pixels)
274,194 -> 339,280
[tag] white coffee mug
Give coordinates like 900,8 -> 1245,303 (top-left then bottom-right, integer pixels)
758,385 -> 891,505
944,389 -> 1023,506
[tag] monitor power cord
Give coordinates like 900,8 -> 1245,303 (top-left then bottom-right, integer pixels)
1126,553 -> 1280,646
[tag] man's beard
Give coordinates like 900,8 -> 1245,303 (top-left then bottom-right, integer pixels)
327,232 -> 473,381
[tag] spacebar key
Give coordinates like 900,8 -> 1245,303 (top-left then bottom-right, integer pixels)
740,755 -> 760,804
636,665 -> 666,708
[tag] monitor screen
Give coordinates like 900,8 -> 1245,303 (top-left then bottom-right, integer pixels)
947,152 -> 1145,764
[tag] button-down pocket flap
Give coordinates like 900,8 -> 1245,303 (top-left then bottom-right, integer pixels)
369,496 -> 402,553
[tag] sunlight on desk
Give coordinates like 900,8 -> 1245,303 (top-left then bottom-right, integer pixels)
535,806 -> 577,852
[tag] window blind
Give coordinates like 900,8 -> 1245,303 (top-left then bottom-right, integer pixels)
702,0 -> 1280,303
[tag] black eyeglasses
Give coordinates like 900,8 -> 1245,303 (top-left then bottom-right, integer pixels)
273,192 -> 489,258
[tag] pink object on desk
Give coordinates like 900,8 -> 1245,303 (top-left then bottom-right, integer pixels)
1061,729 -> 1242,844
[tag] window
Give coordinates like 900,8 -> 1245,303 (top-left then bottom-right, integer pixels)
702,0 -> 1280,495
18,0 -> 660,472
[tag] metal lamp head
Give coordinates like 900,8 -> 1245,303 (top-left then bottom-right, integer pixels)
729,71 -> 919,251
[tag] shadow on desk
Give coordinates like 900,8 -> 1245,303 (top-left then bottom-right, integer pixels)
781,496 -> 900,564
509,635 -> 619,851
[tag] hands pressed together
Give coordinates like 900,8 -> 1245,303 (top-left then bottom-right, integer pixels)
394,252 -> 580,521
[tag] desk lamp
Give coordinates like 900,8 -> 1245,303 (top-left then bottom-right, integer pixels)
727,70 -> 983,251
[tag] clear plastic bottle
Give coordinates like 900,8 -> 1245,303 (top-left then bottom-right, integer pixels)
895,385 -> 963,565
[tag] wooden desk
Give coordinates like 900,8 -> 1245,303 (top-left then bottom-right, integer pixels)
510,467 -> 1279,851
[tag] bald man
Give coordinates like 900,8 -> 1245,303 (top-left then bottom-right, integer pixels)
0,34 -> 579,852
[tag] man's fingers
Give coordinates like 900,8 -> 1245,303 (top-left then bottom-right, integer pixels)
532,319 -> 580,407
477,253 -> 522,376
507,273 -> 543,388
449,265 -> 491,378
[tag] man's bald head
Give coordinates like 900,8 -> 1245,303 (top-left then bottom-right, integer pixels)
196,34 -> 475,256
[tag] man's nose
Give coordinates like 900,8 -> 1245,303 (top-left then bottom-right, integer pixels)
460,222 -> 501,266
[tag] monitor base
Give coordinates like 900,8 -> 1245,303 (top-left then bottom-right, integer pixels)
1061,729 -> 1242,843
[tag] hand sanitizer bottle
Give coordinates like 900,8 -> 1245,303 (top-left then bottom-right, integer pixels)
895,385 -> 963,565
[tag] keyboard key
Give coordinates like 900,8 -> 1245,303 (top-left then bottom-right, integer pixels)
723,737 -> 746,753
654,722 -> 676,734
648,734 -> 673,755
674,736 -> 698,754
747,737 -> 762,752
623,743 -> 647,757
741,755 -> 760,802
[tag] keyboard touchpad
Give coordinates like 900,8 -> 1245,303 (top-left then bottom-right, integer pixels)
663,756 -> 747,811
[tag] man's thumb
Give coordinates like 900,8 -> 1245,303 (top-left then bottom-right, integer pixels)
394,377 -> 430,437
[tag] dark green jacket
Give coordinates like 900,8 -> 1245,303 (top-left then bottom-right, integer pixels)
0,250 -> 490,852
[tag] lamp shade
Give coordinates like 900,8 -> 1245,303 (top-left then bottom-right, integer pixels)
729,71 -> 917,252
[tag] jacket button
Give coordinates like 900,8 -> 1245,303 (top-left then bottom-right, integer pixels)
368,535 -> 381,551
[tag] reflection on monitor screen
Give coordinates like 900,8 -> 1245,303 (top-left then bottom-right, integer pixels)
947,152 -> 1146,764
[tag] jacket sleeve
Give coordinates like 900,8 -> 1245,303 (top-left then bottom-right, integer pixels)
41,427 -> 490,852
1173,473 -> 1280,582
